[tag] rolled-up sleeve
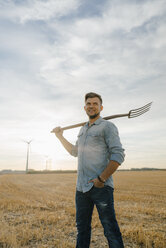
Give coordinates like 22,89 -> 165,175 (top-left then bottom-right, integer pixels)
71,140 -> 78,157
104,122 -> 125,165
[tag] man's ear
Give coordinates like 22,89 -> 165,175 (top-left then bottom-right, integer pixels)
84,106 -> 86,111
100,105 -> 103,111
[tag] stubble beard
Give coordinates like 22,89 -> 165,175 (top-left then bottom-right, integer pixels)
89,112 -> 100,119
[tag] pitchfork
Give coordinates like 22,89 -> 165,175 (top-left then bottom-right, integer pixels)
51,102 -> 152,132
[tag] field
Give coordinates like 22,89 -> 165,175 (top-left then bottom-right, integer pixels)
0,171 -> 165,248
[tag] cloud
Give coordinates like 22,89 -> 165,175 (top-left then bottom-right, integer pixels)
0,0 -> 166,170
0,0 -> 81,23
104,0 -> 165,31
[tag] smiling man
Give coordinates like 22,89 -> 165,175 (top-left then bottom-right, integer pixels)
53,92 -> 125,248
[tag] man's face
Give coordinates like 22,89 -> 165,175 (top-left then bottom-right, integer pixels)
84,97 -> 103,119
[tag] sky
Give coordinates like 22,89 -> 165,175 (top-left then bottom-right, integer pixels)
0,0 -> 166,171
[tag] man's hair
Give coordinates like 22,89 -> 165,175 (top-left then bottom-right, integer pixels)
85,92 -> 103,104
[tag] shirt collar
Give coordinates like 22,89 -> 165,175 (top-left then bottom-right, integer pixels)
85,116 -> 103,127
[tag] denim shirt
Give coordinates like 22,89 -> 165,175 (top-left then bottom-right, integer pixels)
71,117 -> 125,193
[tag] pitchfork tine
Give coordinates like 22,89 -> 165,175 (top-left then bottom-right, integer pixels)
130,105 -> 151,115
130,102 -> 152,113
129,102 -> 152,118
129,108 -> 150,118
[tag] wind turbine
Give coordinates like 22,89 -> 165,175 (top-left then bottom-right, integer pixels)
23,140 -> 33,173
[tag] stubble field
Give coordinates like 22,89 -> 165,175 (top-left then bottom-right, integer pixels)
0,171 -> 165,248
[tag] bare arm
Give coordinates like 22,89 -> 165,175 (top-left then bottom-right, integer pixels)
89,160 -> 119,188
53,127 -> 73,154
100,160 -> 119,181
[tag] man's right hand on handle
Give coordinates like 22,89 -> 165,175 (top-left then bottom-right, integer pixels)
52,126 -> 74,155
53,126 -> 63,139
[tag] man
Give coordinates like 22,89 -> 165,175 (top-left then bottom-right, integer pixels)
53,92 -> 125,248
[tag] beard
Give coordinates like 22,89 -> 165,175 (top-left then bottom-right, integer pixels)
89,112 -> 100,119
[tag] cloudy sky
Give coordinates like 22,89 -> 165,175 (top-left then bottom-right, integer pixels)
0,0 -> 166,171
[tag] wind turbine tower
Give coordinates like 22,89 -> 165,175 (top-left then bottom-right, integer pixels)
24,140 -> 33,173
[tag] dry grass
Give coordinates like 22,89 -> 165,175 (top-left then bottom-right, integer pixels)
0,171 -> 165,248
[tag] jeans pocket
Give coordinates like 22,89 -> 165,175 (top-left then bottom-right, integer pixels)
93,184 -> 105,189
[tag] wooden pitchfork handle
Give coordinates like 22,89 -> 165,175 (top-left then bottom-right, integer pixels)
51,102 -> 152,133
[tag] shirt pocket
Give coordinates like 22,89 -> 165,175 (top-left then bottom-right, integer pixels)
77,131 -> 83,138
77,131 -> 84,145
87,131 -> 103,138
87,133 -> 104,147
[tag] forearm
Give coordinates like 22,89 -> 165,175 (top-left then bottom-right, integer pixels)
100,160 -> 120,182
90,160 -> 120,188
57,135 -> 73,155
53,126 -> 74,155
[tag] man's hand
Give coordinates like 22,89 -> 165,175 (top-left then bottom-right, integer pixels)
88,178 -> 104,188
52,126 -> 63,139
52,127 -> 73,154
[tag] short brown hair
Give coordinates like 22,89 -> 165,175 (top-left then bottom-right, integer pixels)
85,92 -> 102,104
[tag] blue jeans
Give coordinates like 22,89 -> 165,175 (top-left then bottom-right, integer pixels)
75,186 -> 124,248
